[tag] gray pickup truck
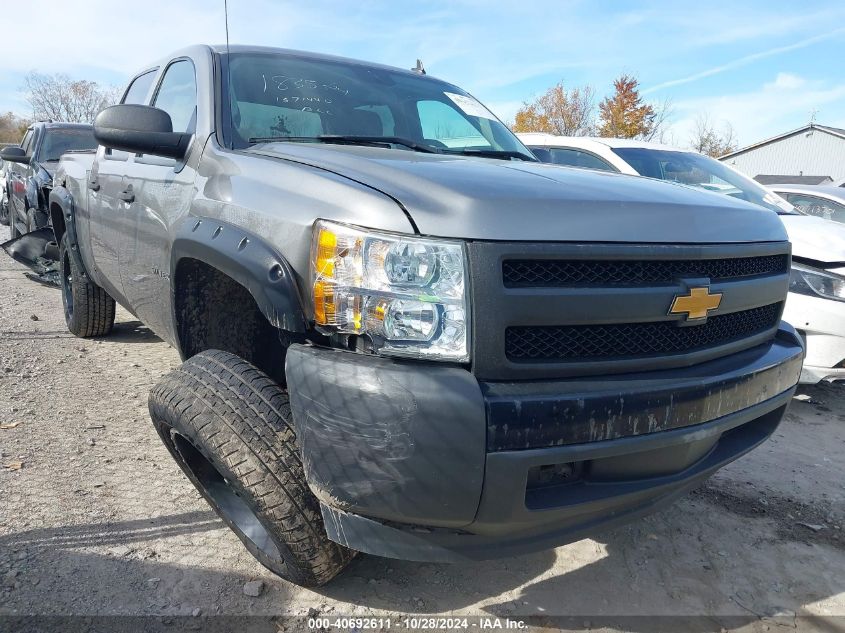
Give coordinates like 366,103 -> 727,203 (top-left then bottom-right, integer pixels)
48,44 -> 803,586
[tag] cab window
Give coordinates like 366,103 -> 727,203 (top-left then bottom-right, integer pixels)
153,60 -> 197,133
122,70 -> 158,105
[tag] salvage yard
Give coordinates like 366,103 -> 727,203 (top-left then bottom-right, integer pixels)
1,222 -> 844,630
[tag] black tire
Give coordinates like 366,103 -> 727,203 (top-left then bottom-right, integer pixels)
148,349 -> 355,587
60,233 -> 116,337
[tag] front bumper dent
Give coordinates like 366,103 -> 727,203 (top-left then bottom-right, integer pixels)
285,325 -> 803,562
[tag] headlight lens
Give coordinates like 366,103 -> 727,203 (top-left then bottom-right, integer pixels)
311,220 -> 469,361
789,263 -> 845,302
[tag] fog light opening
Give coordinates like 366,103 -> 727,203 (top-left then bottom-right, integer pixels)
527,462 -> 583,490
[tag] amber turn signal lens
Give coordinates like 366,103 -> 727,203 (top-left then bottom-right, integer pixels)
315,228 -> 337,278
313,280 -> 333,325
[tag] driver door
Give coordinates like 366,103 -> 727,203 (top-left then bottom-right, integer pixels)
119,59 -> 199,338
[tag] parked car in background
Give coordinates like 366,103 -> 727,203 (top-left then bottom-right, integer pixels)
520,133 -> 845,384
768,184 -> 845,223
0,122 -> 97,239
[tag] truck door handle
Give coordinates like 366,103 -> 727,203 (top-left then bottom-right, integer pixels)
87,177 -> 100,191
118,185 -> 134,203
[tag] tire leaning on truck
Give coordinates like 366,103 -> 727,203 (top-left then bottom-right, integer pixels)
59,233 -> 116,337
148,349 -> 355,587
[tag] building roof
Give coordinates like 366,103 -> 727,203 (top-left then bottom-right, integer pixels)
720,123 -> 845,160
755,174 -> 833,185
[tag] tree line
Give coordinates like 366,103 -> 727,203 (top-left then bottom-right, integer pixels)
0,72 -> 118,144
511,74 -> 737,157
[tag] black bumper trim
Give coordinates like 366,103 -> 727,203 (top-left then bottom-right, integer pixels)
321,391 -> 792,562
484,326 -> 803,451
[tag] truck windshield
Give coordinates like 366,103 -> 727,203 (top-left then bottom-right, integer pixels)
40,128 -> 98,163
222,52 -> 535,160
611,147 -> 800,215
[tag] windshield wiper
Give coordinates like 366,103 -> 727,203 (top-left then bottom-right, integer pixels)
248,135 -> 441,154
441,148 -> 536,161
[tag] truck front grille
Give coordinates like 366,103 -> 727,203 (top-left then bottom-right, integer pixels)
467,241 -> 791,380
503,254 -> 789,287
505,302 -> 782,362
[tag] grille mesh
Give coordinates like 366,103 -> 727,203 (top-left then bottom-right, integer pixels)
505,303 -> 782,362
503,255 -> 788,287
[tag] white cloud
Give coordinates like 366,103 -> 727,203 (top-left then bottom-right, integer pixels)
770,73 -> 805,90
643,27 -> 845,94
3,0 -> 228,76
669,73 -> 845,148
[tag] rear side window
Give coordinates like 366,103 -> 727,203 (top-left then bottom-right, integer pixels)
548,148 -> 615,172
153,60 -> 197,133
122,70 -> 158,105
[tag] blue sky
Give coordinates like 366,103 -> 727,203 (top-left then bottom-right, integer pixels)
3,0 -> 845,147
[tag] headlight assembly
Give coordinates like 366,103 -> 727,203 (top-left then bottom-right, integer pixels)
789,263 -> 845,303
311,220 -> 469,361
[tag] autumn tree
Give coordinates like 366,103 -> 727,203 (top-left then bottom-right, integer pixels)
512,82 -> 596,136
0,112 -> 30,144
598,74 -> 660,139
690,114 -> 738,158
22,72 -> 120,123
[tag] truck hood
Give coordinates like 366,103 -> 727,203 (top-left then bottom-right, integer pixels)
780,215 -> 845,264
248,143 -> 788,243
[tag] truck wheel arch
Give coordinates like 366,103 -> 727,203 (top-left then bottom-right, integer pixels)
48,185 -> 86,279
170,217 -> 310,383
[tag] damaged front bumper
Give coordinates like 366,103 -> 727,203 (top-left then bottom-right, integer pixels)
1,228 -> 61,285
285,324 -> 804,562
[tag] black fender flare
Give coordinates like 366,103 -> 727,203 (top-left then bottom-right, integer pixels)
170,216 -> 309,334
48,185 -> 89,279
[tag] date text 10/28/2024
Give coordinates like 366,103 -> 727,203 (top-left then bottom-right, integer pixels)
307,617 -> 528,630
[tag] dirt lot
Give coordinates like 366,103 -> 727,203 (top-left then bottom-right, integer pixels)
1,222 -> 844,632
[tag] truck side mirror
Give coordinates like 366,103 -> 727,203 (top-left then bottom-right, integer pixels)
0,146 -> 29,164
94,105 -> 191,160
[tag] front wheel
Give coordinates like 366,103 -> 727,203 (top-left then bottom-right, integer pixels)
60,233 -> 116,337
148,349 -> 355,587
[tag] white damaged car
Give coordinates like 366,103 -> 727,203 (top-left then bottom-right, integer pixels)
780,216 -> 845,382
519,134 -> 845,383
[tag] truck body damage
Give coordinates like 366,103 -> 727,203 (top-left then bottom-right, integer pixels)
42,44 -> 803,580
1,228 -> 60,285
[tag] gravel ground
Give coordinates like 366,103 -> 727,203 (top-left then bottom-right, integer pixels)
1,223 -> 844,632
